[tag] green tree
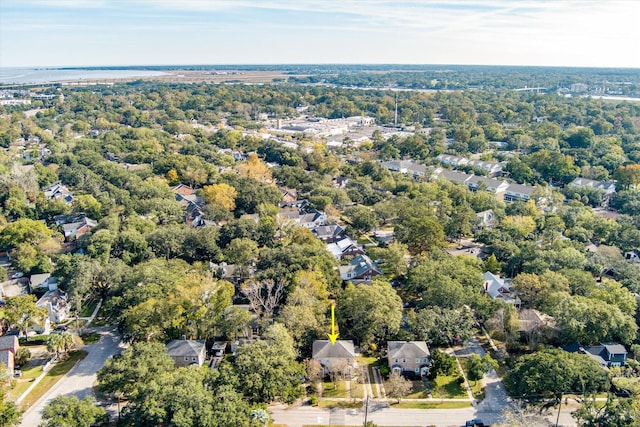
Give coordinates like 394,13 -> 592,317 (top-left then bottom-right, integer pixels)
234,323 -> 304,403
3,295 -> 47,340
0,218 -> 53,249
466,354 -> 494,385
511,349 -> 609,404
337,280 -> 403,346
41,395 -> 108,427
14,348 -> 31,367
97,341 -> 174,398
0,381 -> 21,427
395,215 -> 445,254
407,307 -> 475,346
573,395 -> 640,427
429,349 -> 457,378
46,332 -> 75,360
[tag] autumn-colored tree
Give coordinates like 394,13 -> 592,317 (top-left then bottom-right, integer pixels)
202,183 -> 238,211
237,153 -> 272,183
165,169 -> 179,185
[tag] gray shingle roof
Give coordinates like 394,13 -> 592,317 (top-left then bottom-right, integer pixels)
312,340 -> 355,359
388,341 -> 430,360
165,340 -> 205,357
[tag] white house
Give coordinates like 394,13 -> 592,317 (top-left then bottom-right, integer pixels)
482,272 -> 521,307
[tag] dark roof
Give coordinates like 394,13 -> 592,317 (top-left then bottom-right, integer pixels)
0,335 -> 18,352
165,339 -> 205,357
388,341 -> 430,359
312,340 -> 355,359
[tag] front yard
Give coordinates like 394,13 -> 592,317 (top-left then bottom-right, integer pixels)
428,374 -> 468,399
8,361 -> 45,401
405,380 -> 430,399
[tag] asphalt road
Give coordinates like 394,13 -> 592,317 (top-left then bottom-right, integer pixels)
270,404 -> 481,427
19,326 -> 123,427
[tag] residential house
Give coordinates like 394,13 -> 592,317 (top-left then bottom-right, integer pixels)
313,223 -> 346,243
334,176 -> 350,189
210,342 -> 227,357
54,214 -> 97,241
381,160 -> 428,179
166,339 -> 207,368
624,250 -> 640,263
36,289 -> 70,323
437,154 -> 505,177
482,272 -> 521,307
339,255 -> 383,284
373,229 -> 394,244
465,175 -> 510,200
280,188 -> 298,203
43,182 -> 73,204
504,183 -> 535,203
172,184 -> 197,204
326,237 -> 365,260
569,178 -> 616,206
277,208 -> 327,229
474,210 -> 498,232
0,335 -> 19,375
227,305 -> 261,339
278,199 -> 310,209
562,342 -> 628,368
29,273 -> 58,292
211,262 -> 255,286
387,341 -> 432,377
312,340 -> 356,377
518,309 -> 559,345
432,168 -> 511,201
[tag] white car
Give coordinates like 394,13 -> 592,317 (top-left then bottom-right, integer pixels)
11,272 -> 24,279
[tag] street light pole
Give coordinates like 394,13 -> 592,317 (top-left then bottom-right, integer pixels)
364,395 -> 369,426
555,392 -> 563,427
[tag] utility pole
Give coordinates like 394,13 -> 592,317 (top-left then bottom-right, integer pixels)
555,392 -> 563,427
394,94 -> 398,126
364,395 -> 369,426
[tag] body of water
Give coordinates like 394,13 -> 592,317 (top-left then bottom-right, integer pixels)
0,68 -> 167,84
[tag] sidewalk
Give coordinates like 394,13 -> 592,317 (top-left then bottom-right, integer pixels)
15,299 -> 103,405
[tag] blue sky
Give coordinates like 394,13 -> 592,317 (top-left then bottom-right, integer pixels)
1,0 -> 638,68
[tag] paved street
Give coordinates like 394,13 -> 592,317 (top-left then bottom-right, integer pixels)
270,404 -> 480,427
20,327 -> 123,427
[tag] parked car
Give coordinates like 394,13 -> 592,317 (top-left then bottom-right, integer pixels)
54,325 -> 68,332
13,370 -> 21,378
465,420 -> 486,427
11,272 -> 24,279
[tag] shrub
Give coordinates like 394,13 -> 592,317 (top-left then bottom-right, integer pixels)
15,347 -> 32,366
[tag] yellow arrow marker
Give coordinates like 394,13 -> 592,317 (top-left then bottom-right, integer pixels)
327,303 -> 339,345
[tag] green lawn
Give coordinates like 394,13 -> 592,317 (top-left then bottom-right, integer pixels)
390,401 -> 472,409
405,380 -> 430,399
79,299 -> 99,318
19,350 -> 88,409
321,380 -> 348,398
8,362 -> 45,401
428,374 -> 468,399
356,356 -> 378,366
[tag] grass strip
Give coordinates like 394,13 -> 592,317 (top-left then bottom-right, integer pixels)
19,350 -> 88,409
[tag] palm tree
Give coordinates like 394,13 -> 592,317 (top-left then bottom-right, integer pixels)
249,408 -> 269,427
47,332 -> 75,360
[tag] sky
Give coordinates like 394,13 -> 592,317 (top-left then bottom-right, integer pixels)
1,0 -> 639,68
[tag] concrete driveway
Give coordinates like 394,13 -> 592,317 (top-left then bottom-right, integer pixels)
19,326 -> 123,427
